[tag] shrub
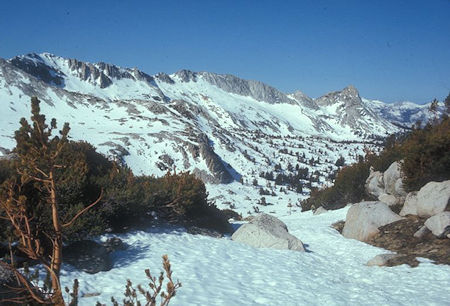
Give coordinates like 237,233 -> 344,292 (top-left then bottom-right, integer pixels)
401,118 -> 450,191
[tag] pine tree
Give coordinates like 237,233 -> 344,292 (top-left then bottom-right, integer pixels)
1,97 -> 101,305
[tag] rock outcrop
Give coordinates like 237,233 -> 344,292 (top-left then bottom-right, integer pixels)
231,213 -> 305,251
365,168 -> 385,198
400,180 -> 450,217
342,201 -> 403,242
383,161 -> 406,198
365,162 -> 406,207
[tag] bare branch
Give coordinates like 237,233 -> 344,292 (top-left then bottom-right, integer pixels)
62,189 -> 103,228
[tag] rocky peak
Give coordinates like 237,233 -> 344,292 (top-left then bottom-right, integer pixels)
315,85 -> 362,107
174,69 -> 198,82
8,53 -> 65,86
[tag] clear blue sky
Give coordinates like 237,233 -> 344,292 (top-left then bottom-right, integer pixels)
1,0 -> 449,103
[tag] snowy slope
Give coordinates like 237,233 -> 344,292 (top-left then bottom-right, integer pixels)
0,53 -> 441,210
59,206 -> 450,305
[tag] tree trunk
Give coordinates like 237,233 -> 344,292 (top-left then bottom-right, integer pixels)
49,170 -> 64,305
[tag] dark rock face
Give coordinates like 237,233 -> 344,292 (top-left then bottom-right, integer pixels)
368,215 -> 450,266
63,240 -> 112,274
175,69 -> 198,82
195,133 -> 233,184
9,54 -> 65,86
155,72 -> 175,84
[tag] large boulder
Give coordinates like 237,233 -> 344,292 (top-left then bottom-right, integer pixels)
365,168 -> 385,198
400,180 -> 450,217
231,213 -> 305,251
342,201 -> 403,242
63,240 -> 112,274
424,212 -> 450,238
383,161 -> 406,198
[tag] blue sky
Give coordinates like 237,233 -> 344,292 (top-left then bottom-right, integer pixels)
1,0 -> 449,103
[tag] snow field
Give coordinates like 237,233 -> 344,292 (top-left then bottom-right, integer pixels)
60,206 -> 450,306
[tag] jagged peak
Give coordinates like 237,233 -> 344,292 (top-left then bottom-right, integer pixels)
315,85 -> 362,107
341,85 -> 360,98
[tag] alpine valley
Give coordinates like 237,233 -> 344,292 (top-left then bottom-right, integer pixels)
0,53 -> 442,215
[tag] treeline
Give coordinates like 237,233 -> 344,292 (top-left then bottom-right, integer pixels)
302,107 -> 450,211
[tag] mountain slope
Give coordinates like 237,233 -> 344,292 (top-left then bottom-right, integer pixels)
0,53 -> 440,213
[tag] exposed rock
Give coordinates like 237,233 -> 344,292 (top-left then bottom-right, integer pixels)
342,201 -> 403,242
103,237 -> 127,253
231,213 -> 305,251
365,168 -> 385,198
313,206 -> 328,215
368,215 -> 450,265
366,254 -> 401,266
331,221 -> 345,234
413,225 -> 430,238
378,194 -> 398,206
383,161 -> 406,198
199,71 -> 294,105
63,240 -> 112,274
400,180 -> 450,217
186,226 -> 223,238
9,53 -> 65,86
193,133 -> 233,184
424,212 -> 450,238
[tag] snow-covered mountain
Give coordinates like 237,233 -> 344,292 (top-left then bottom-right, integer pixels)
0,53 -> 441,212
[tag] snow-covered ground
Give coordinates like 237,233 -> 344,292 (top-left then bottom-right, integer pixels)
59,206 -> 450,306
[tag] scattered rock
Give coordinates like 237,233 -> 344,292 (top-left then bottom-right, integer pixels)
186,226 -> 223,238
424,212 -> 450,238
367,254 -> 401,266
63,240 -> 112,274
103,237 -> 127,253
400,180 -> 450,217
342,201 -> 403,242
313,206 -> 328,215
368,215 -> 450,265
231,213 -> 305,251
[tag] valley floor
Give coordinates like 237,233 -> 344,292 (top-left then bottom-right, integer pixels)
60,206 -> 450,306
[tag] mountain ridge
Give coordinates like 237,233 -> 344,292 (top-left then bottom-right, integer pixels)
0,53 -> 442,205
